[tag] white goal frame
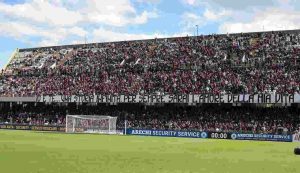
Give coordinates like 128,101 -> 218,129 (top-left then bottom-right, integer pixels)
66,115 -> 118,134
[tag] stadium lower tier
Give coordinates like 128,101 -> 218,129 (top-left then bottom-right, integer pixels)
0,103 -> 299,135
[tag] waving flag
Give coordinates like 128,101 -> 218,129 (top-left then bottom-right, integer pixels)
120,59 -> 125,66
135,58 -> 141,65
242,54 -> 246,63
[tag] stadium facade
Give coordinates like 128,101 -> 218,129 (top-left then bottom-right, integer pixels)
1,29 -> 300,142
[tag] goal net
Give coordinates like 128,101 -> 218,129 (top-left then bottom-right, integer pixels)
66,115 -> 118,134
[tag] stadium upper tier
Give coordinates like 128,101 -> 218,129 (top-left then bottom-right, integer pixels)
1,30 -> 300,97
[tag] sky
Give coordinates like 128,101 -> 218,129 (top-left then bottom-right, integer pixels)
1,0 -> 300,69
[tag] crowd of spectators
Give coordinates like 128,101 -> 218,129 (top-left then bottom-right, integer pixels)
0,104 -> 66,126
0,112 -> 65,126
124,107 -> 298,135
1,30 -> 300,96
1,104 -> 299,135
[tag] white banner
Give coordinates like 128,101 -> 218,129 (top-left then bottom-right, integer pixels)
293,134 -> 300,142
36,93 -> 299,104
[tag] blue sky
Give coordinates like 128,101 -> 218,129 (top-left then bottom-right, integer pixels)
1,0 -> 300,69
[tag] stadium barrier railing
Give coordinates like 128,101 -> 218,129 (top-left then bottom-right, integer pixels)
0,124 -> 294,142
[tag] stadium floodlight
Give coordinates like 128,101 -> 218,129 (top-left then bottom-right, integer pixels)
66,115 -> 118,134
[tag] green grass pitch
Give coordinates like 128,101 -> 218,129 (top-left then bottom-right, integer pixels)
0,130 -> 299,173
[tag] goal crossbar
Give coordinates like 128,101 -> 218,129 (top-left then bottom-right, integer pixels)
66,115 -> 118,134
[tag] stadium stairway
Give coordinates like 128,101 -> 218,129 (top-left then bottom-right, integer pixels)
3,48 -> 19,71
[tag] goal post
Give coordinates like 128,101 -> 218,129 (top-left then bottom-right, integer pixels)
66,115 -> 118,134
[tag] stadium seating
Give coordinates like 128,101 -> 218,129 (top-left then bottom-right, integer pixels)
1,105 -> 299,134
1,30 -> 300,135
1,30 -> 300,96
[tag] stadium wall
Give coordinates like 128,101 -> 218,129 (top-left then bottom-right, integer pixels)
0,124 -> 294,142
125,129 -> 293,142
0,124 -> 65,132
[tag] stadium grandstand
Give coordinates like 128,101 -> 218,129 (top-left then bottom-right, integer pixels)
2,0 -> 300,172
0,29 -> 300,136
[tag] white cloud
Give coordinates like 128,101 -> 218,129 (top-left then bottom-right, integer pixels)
0,22 -> 39,39
0,22 -> 65,45
182,0 -> 196,5
49,0 -> 81,7
69,27 -> 88,37
92,28 -> 190,42
181,12 -> 206,32
203,9 -> 232,21
184,12 -> 200,21
181,0 -> 300,35
219,8 -> 300,33
0,0 -> 159,47
83,0 -> 158,27
0,21 -> 88,46
0,0 -> 83,26
37,39 -> 60,47
180,9 -> 231,34
0,0 -> 157,28
136,0 -> 161,4
92,28 -> 166,42
182,0 -> 278,10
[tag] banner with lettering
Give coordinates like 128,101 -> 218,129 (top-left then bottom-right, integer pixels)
36,93 -> 298,104
126,129 -> 208,138
126,129 -> 292,142
230,133 -> 292,142
0,124 -> 65,132
293,134 -> 300,142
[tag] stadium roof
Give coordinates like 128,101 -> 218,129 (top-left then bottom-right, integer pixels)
19,29 -> 300,52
